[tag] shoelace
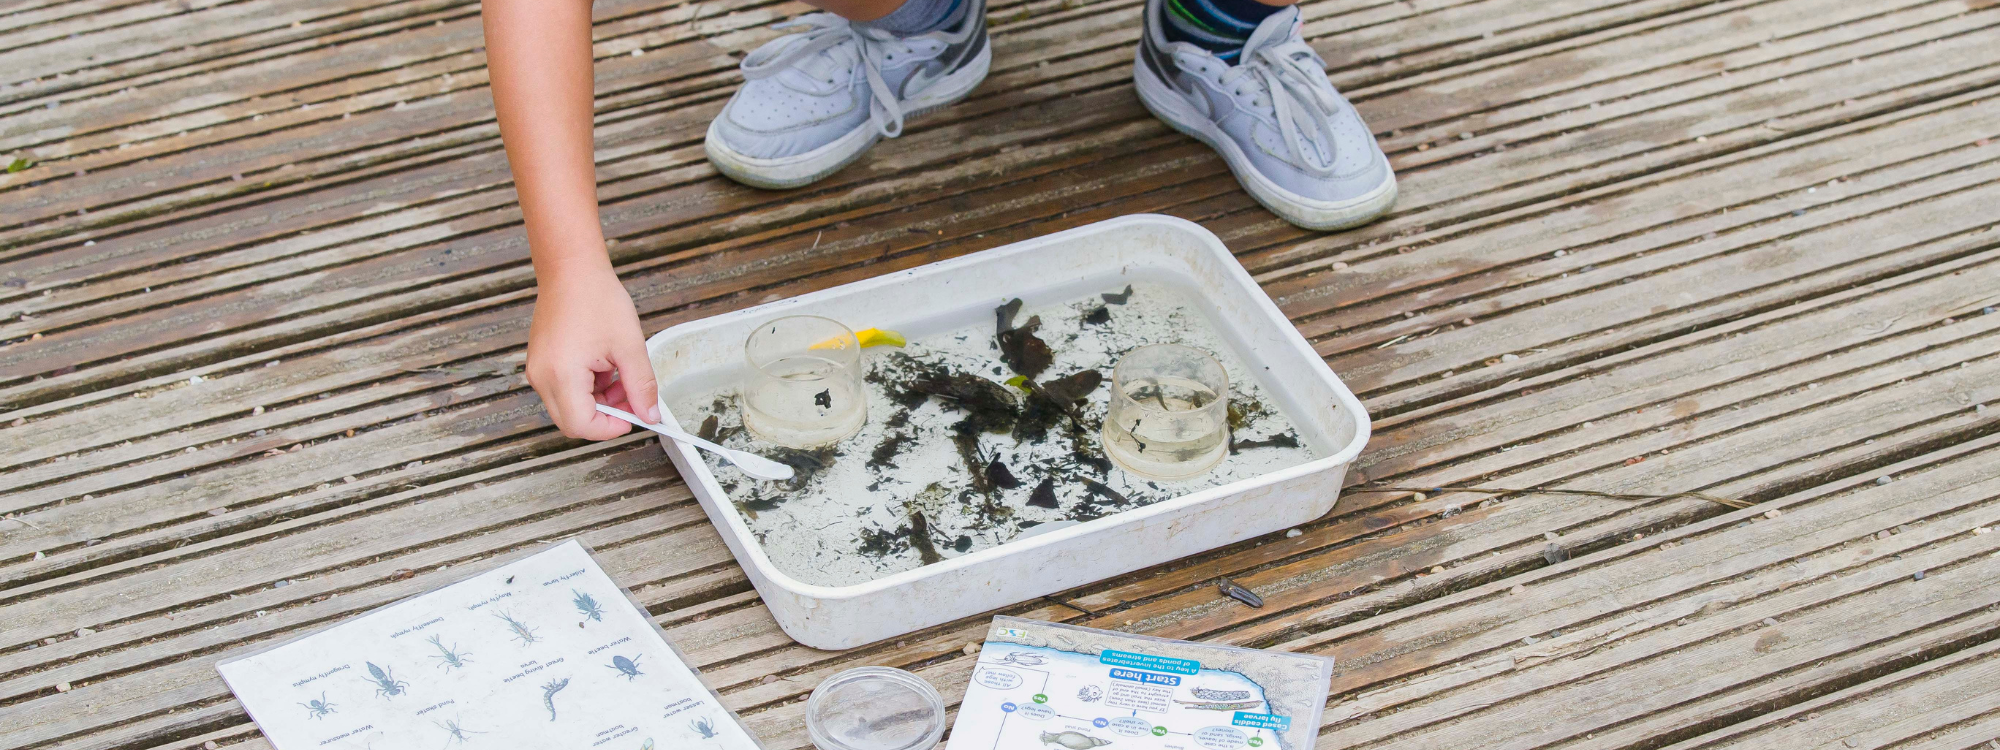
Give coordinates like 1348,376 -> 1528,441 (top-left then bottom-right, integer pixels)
1214,37 -> 1343,177
738,14 -> 918,138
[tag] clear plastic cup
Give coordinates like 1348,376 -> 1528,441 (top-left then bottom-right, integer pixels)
1101,343 -> 1230,479
805,666 -> 947,750
741,315 -> 868,448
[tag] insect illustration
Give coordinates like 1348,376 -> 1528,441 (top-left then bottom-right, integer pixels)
572,589 -> 604,623
689,716 -> 718,739
1040,731 -> 1111,749
494,610 -> 539,646
299,691 -> 336,719
991,651 -> 1046,667
540,677 -> 570,721
363,661 -> 409,699
436,715 -> 485,747
606,654 -> 644,681
1076,685 -> 1102,703
427,634 -> 472,672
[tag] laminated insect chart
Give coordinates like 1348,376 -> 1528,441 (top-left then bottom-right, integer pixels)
947,617 -> 1332,750
216,540 -> 763,750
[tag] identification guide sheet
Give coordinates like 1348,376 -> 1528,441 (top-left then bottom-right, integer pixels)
216,540 -> 762,750
948,616 -> 1332,750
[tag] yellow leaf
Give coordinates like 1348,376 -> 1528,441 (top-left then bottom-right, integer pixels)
812,327 -> 906,349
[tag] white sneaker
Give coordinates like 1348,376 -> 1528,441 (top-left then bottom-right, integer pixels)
705,2 -> 991,190
1133,0 -> 1397,230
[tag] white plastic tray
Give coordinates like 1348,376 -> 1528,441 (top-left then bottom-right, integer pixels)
645,215 -> 1369,650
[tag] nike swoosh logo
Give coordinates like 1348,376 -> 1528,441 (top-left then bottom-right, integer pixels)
904,63 -> 946,99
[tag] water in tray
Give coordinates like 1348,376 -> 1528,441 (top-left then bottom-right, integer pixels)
669,281 -> 1323,587
1103,376 -> 1230,478
742,355 -> 867,448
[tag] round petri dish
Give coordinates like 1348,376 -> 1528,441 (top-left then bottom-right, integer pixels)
805,666 -> 947,750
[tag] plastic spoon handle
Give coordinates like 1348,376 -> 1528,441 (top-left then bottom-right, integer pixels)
594,404 -> 796,482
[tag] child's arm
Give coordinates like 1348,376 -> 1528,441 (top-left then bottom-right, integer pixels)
484,0 -> 661,439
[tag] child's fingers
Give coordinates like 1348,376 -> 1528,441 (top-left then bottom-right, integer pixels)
552,365 -> 630,440
610,341 -> 662,423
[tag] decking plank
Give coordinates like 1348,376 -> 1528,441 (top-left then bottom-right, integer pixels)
7,1 -> 1984,424
1659,639 -> 2000,750
11,248 -> 1984,750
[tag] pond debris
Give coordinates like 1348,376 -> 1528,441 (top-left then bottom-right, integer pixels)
1083,306 -> 1111,325
908,508 -> 943,564
1028,477 -> 1060,508
1080,478 -> 1130,506
869,432 -> 914,469
1231,434 -> 1301,453
985,458 -> 1023,489
857,504 -> 947,564
697,415 -> 720,442
675,282 -> 1319,586
904,360 -> 1018,429
1016,368 -> 1103,442
1218,577 -> 1263,608
996,298 -> 1054,379
1101,285 -> 1134,304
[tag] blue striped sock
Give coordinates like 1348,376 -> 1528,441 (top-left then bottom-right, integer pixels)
1160,0 -> 1286,61
864,0 -> 965,35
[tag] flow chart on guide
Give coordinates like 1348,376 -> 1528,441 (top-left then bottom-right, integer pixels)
949,619 -> 1331,750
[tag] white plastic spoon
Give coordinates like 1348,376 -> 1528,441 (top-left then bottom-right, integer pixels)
595,403 -> 796,482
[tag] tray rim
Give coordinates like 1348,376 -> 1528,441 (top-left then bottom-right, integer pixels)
643,214 -> 1371,600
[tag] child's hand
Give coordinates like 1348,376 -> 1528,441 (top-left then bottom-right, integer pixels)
526,267 -> 661,440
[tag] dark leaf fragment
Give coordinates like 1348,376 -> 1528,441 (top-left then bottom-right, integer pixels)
911,370 -> 1018,418
1027,477 -> 1060,508
1080,478 -> 1130,506
1230,433 -> 1300,453
998,319 -> 1053,379
995,298 -> 1023,337
813,389 -> 831,409
1101,285 -> 1134,305
1013,369 -> 1103,442
985,458 -> 1023,489
909,509 -> 943,564
1218,577 -> 1264,608
1038,369 -> 1103,405
697,415 -> 720,442
1083,306 -> 1111,325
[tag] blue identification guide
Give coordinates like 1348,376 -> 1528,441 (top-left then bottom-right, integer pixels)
215,540 -> 762,750
948,616 -> 1332,750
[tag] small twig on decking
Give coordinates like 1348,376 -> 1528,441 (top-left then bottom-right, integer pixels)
1043,595 -> 1098,616
3,514 -> 45,530
1347,485 -> 1751,510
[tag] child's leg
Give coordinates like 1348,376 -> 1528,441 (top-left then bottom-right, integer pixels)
1134,0 -> 1399,230
704,0 -> 990,189
1158,0 -> 1294,61
806,0 -> 932,24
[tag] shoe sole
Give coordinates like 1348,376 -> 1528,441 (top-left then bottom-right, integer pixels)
706,42 -> 994,191
1132,48 -> 1398,231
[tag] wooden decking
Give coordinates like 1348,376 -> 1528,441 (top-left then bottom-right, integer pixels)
4,0 -> 2000,747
